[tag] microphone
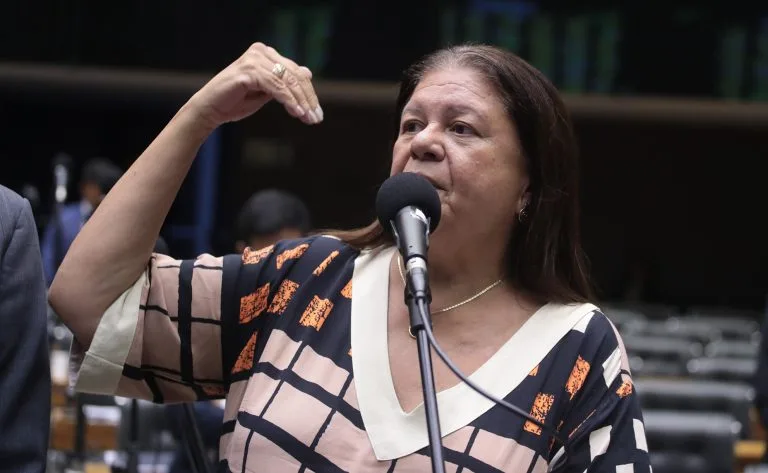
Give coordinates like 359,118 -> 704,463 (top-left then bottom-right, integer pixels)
376,172 -> 447,472
375,172 -> 441,299
52,153 -> 72,204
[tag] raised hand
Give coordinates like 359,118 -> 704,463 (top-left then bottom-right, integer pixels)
186,42 -> 323,131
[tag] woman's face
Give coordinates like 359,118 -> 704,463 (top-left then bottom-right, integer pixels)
391,65 -> 530,246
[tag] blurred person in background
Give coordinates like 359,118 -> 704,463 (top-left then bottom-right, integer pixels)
234,188 -> 312,253
41,157 -> 123,286
165,189 -> 310,473
0,185 -> 50,472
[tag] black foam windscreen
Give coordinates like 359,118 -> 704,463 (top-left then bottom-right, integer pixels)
375,172 -> 442,233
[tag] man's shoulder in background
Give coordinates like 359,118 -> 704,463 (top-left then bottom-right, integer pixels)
0,183 -> 51,473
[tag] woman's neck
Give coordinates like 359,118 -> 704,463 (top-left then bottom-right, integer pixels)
432,229 -> 506,280
388,238 -> 542,340
391,236 -> 508,313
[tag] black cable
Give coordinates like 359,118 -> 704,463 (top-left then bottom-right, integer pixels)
415,299 -> 571,466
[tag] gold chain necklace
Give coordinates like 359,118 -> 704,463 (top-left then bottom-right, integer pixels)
396,256 -> 503,339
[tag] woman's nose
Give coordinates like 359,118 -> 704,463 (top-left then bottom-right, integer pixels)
410,126 -> 445,162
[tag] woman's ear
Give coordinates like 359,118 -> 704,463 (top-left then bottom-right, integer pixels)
517,183 -> 531,214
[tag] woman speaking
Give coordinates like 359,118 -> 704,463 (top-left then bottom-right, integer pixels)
50,42 -> 650,472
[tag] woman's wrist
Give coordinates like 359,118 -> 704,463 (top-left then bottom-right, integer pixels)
174,97 -> 220,144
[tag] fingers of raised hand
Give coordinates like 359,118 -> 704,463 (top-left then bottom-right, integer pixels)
244,43 -> 322,124
261,47 -> 322,124
297,66 -> 313,80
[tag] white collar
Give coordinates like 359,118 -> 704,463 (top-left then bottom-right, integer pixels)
350,245 -> 598,460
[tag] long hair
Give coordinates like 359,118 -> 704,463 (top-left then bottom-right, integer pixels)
325,44 -> 593,304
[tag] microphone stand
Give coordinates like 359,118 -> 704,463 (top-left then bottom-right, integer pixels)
180,404 -> 212,473
74,394 -> 86,469
403,259 -> 446,473
50,158 -> 87,473
125,399 -> 139,473
63,384 -> 86,473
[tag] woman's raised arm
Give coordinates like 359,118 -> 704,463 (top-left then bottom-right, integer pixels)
49,42 -> 322,348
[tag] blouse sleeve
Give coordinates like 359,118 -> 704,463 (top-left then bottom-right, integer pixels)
69,241 -> 288,404
551,314 -> 652,472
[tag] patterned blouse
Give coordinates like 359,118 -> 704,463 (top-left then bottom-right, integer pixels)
72,235 -> 651,472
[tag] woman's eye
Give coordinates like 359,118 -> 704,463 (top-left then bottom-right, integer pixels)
401,120 -> 422,133
451,123 -> 474,135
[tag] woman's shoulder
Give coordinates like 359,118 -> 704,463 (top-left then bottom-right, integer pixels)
241,234 -> 357,261
531,302 -> 627,369
538,302 -> 619,340
574,305 -> 624,347
232,234 -> 361,281
545,303 -> 631,376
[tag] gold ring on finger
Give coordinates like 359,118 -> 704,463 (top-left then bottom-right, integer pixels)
272,62 -> 287,79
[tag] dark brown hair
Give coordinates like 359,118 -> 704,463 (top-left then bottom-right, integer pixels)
327,44 -> 592,304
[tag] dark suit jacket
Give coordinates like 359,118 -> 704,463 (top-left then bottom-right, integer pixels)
756,312 -> 768,462
0,185 -> 50,472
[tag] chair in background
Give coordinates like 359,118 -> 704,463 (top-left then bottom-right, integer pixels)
626,318 -> 720,344
687,357 -> 757,383
634,378 -> 755,438
643,409 -> 740,473
705,339 -> 760,358
623,335 -> 703,377
745,464 -> 768,473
